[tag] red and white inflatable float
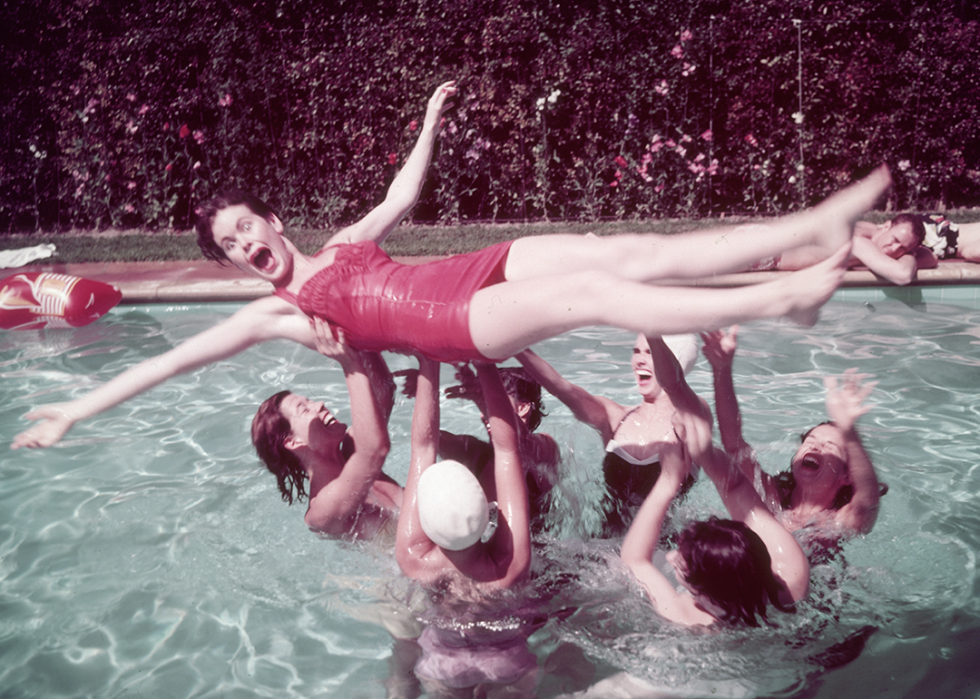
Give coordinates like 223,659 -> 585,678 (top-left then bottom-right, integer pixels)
0,272 -> 122,330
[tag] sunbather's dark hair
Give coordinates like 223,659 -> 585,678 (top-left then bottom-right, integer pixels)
891,213 -> 926,247
195,189 -> 278,264
676,517 -> 794,627
252,391 -> 308,504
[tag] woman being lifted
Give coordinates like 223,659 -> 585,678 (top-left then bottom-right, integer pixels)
14,77 -> 893,450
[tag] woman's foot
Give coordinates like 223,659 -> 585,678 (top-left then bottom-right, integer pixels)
804,164 -> 893,255
778,243 -> 852,326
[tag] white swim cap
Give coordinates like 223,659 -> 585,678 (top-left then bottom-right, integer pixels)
664,333 -> 699,375
417,460 -> 489,551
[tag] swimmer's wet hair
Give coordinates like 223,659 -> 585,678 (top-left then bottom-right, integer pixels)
499,367 -> 547,432
676,517 -> 794,627
195,189 -> 278,264
252,390 -> 308,504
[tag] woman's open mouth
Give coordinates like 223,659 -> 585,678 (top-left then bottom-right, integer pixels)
800,453 -> 822,471
250,248 -> 275,272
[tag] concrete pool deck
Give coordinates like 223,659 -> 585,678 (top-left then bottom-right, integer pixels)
6,256 -> 980,304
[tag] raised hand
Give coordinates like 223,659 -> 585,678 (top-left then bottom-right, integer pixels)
700,325 -> 738,370
824,369 -> 876,433
310,317 -> 361,373
424,80 -> 458,135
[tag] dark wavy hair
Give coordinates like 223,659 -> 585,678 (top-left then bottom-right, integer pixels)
195,189 -> 277,264
676,517 -> 794,627
499,367 -> 547,432
251,390 -> 308,505
891,212 -> 927,247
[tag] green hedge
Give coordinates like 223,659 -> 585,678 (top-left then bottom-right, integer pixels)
2,0 -> 978,233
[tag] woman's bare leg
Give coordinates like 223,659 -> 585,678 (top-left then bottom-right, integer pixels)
471,244 -> 850,360
504,165 -> 891,282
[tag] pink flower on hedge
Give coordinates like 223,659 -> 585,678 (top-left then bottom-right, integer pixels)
388,152 -> 398,165
680,29 -> 693,42
614,155 -> 628,168
665,139 -> 677,149
218,93 -> 233,107
193,130 -> 205,144
654,80 -> 669,96
165,163 -> 172,172
409,120 -> 418,132
700,129 -> 713,142
163,122 -> 170,131
193,161 -> 201,170
707,158 -> 719,175
126,93 -> 136,102
127,180 -> 137,190
126,119 -> 138,135
682,62 -> 695,76
125,204 -> 135,213
139,104 -> 149,115
654,183 -> 665,193
744,133 -> 758,147
179,124 -> 190,139
671,44 -> 684,59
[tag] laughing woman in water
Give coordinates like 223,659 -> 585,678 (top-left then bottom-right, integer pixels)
14,77 -> 892,450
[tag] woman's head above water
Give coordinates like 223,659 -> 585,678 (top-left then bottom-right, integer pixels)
251,390 -> 348,505
196,189 -> 277,264
781,421 -> 854,510
671,516 -> 793,627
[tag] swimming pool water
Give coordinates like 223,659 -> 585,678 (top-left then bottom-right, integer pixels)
2,290 -> 979,698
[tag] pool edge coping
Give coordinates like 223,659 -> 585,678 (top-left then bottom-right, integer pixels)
6,257 -> 980,304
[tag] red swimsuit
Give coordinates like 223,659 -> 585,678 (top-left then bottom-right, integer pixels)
276,240 -> 513,362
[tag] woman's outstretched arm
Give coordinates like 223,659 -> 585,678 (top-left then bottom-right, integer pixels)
328,81 -> 458,247
395,355 -> 442,578
621,442 -> 711,626
475,362 -> 531,588
304,321 -> 391,534
700,328 -> 776,500
12,297 -> 310,449
516,349 -> 623,441
824,371 -> 880,535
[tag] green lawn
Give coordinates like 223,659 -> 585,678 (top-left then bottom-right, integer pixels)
3,210 -> 977,264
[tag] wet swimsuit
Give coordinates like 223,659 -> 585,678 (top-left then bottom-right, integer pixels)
601,410 -> 696,536
415,623 -> 538,689
274,240 -> 514,362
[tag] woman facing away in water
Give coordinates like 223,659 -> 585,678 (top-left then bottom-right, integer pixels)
396,356 -> 540,693
13,76 -> 893,450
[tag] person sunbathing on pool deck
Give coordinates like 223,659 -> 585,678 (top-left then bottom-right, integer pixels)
759,212 -> 929,286
12,77 -> 894,450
